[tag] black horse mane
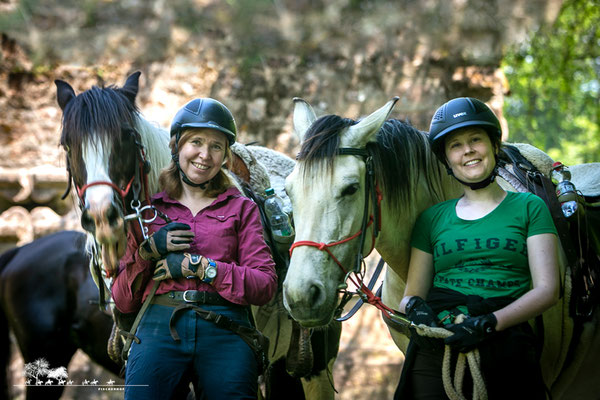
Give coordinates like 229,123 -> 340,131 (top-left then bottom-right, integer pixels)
59,84 -> 139,184
297,115 -> 435,212
60,85 -> 138,161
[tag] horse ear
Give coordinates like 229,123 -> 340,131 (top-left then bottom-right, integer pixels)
345,97 -> 399,147
121,71 -> 141,104
55,80 -> 76,111
292,97 -> 317,144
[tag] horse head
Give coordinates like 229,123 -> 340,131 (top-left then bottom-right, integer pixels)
55,72 -> 169,275
282,98 -> 399,327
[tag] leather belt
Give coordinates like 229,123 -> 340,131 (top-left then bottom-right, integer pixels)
152,290 -> 232,307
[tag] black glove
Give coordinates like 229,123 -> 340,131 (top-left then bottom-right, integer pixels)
138,222 -> 194,261
153,252 -> 204,281
444,313 -> 497,353
406,296 -> 439,327
405,296 -> 441,351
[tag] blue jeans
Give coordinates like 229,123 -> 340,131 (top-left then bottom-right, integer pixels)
125,304 -> 258,400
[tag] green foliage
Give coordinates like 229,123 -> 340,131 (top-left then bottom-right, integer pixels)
0,0 -> 35,33
502,0 -> 600,165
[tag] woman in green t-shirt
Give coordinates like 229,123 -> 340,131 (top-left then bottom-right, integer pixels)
395,97 -> 559,400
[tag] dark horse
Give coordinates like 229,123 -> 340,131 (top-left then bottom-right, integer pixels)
54,71 -> 342,399
0,230 -> 119,400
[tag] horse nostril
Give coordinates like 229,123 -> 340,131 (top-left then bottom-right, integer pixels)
106,206 -> 120,228
81,209 -> 96,234
309,284 -> 324,308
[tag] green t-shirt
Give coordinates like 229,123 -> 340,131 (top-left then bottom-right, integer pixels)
411,191 -> 557,299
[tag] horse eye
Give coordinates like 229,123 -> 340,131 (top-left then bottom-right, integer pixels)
341,184 -> 359,197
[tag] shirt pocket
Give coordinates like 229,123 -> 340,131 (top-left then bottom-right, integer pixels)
202,212 -> 238,260
204,212 -> 238,238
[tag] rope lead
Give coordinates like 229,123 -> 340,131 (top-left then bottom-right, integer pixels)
414,315 -> 488,400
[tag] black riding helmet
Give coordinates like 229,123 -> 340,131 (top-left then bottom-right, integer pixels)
428,97 -> 502,190
170,98 -> 237,188
429,97 -> 501,162
170,98 -> 237,146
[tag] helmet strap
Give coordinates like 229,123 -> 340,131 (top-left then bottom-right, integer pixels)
447,155 -> 499,190
176,162 -> 210,189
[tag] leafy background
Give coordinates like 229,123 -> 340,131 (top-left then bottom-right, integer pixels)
503,0 -> 599,165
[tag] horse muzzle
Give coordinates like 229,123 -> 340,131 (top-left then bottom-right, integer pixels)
83,203 -> 127,275
282,278 -> 336,327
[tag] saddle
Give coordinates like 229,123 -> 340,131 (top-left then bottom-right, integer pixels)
498,144 -> 600,319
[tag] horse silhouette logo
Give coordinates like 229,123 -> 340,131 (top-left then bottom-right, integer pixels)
23,358 -> 68,386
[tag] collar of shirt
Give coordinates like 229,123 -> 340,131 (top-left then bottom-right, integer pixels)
151,186 -> 242,207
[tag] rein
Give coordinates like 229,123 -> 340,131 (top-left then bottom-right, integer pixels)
289,147 -> 393,319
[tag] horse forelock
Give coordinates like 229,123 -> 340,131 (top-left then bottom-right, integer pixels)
61,86 -> 138,173
296,116 -> 440,215
296,115 -> 354,180
60,85 -> 144,194
61,85 -> 138,144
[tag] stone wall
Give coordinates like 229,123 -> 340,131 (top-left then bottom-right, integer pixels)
0,1 -> 563,398
0,0 -> 562,249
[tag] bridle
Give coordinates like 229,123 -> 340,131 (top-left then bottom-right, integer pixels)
290,148 -> 381,273
289,147 -> 396,318
63,128 -> 161,284
67,129 -> 159,231
76,175 -> 135,208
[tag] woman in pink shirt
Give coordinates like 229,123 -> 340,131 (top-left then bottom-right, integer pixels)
112,98 -> 277,400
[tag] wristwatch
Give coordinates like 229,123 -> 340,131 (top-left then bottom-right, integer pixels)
202,258 -> 217,284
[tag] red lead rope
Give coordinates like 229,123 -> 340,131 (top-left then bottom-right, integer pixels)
346,273 -> 395,314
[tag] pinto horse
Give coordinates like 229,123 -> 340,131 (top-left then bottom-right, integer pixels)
0,230 -> 119,400
283,98 -> 600,399
54,72 -> 341,399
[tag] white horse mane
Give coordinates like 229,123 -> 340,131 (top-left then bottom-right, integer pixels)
134,114 -> 171,198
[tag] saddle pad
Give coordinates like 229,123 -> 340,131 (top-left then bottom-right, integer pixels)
508,142 -> 555,177
570,163 -> 600,198
507,143 -> 600,198
230,142 -> 271,195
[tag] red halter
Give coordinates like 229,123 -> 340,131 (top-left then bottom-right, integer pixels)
76,175 -> 135,206
289,148 -> 394,316
289,216 -> 376,275
74,138 -> 151,210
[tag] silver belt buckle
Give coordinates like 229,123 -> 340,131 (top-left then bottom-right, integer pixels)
183,290 -> 197,303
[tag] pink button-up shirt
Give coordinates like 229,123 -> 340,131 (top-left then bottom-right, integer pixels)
112,187 -> 277,314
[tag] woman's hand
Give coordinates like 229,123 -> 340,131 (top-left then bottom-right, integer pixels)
444,313 -> 497,352
405,296 -> 443,350
138,222 -> 194,261
153,253 -> 205,281
405,296 -> 439,327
